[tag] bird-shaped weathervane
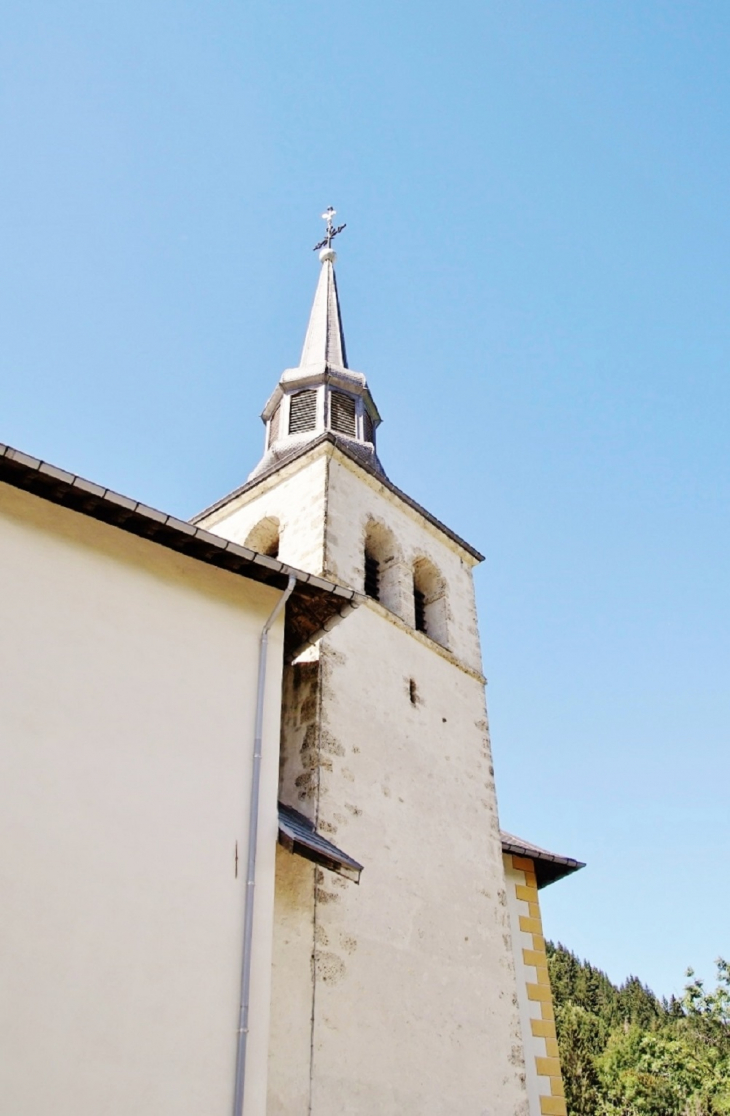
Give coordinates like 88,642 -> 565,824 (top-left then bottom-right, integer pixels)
314,206 -> 346,251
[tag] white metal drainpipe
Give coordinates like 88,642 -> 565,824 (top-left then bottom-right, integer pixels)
233,574 -> 296,1116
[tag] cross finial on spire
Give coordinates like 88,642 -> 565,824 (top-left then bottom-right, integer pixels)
314,206 -> 346,252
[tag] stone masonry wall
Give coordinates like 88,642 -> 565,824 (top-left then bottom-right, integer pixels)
201,442 -> 531,1115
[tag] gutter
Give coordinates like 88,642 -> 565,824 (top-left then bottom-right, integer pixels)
232,575 -> 297,1116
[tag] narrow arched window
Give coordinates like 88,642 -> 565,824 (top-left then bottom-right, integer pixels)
244,517 -> 281,558
413,557 -> 448,648
363,520 -> 401,613
364,549 -> 380,599
289,390 -> 317,434
414,587 -> 426,633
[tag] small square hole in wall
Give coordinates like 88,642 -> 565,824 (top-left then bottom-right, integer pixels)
409,679 -> 418,705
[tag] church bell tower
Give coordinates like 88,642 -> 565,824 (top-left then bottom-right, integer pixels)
193,212 -> 533,1116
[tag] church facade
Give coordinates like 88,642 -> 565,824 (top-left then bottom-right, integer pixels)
0,219 -> 582,1116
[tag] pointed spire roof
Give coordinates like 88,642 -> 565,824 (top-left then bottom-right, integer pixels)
300,250 -> 348,369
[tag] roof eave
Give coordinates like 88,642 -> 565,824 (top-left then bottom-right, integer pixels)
278,803 -> 363,883
0,443 -> 360,656
501,830 -> 586,890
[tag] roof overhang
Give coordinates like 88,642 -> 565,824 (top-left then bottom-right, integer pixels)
501,831 -> 585,889
0,443 -> 360,658
278,803 -> 363,883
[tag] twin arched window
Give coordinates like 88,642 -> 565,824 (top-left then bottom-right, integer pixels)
363,522 -> 448,648
243,514 -> 449,649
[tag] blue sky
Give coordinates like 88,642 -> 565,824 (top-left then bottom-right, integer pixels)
1,1 -> 728,999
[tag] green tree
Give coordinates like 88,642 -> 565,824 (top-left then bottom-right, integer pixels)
555,1002 -> 604,1116
617,977 -> 666,1031
548,946 -> 730,1116
675,960 -> 730,1115
598,1025 -> 709,1115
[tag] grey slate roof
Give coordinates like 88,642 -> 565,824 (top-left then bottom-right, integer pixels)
500,830 -> 585,889
0,442 -> 359,658
251,421 -> 387,483
299,258 -> 348,368
193,432 -> 485,563
278,802 -> 363,883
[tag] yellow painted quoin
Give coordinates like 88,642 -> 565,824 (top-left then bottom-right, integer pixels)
511,852 -> 567,1116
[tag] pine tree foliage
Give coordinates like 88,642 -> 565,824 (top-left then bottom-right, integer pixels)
547,943 -> 730,1115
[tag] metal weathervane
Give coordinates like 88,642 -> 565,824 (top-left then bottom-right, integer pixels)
314,206 -> 346,251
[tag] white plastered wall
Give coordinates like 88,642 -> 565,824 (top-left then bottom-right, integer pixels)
267,846 -> 316,1116
0,483 -> 285,1116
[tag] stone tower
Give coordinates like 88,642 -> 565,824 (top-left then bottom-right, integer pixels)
194,222 -> 531,1115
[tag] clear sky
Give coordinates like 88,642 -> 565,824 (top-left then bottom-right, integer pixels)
1,1 -> 728,1000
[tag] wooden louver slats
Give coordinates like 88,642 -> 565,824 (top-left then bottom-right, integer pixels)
289,391 -> 317,434
330,392 -> 356,438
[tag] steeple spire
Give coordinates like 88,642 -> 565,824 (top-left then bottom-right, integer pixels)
301,207 -> 348,367
249,209 -> 384,480
299,254 -> 348,368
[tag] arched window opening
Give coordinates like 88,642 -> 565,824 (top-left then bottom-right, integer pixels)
244,516 -> 281,559
289,390 -> 317,435
414,588 -> 426,633
413,557 -> 448,648
331,391 -> 356,437
364,550 -> 380,599
363,520 -> 401,614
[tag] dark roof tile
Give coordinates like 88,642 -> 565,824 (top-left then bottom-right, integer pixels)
501,830 -> 585,889
278,802 -> 363,883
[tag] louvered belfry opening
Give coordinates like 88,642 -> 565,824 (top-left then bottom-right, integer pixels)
414,588 -> 427,633
362,409 -> 374,445
289,390 -> 317,434
364,551 -> 380,600
330,391 -> 356,437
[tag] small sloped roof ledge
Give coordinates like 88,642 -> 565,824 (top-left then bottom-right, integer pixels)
278,803 -> 363,883
501,831 -> 585,889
